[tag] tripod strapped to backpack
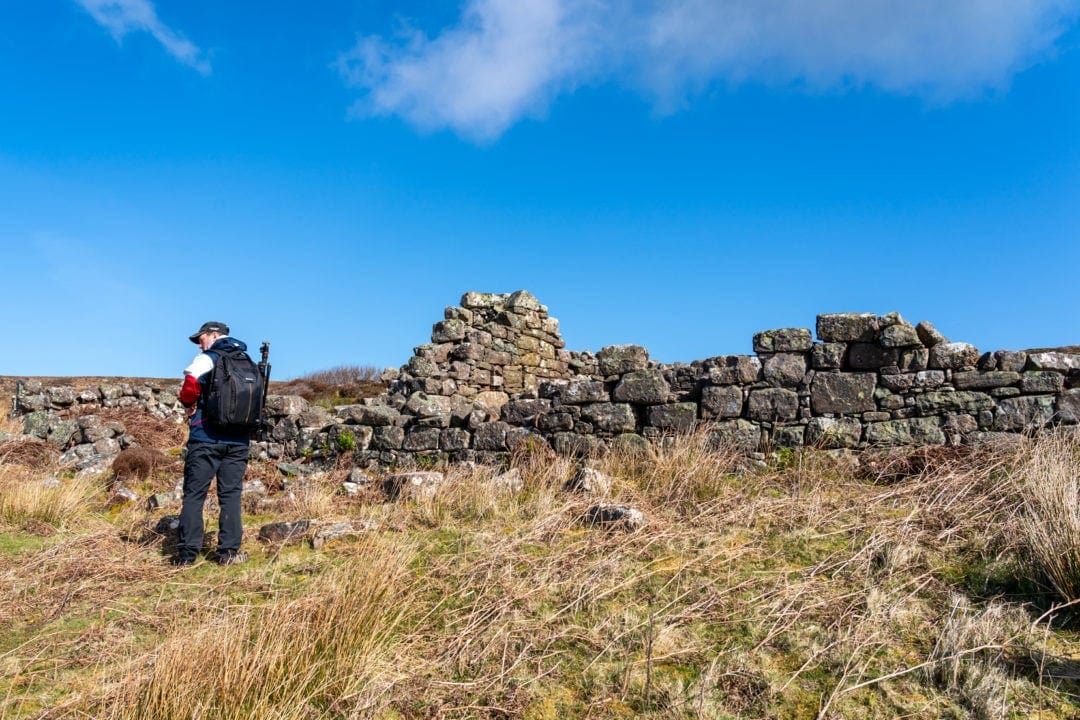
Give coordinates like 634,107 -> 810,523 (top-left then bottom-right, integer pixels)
257,342 -> 272,441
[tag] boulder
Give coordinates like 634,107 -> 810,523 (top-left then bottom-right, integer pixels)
563,467 -> 613,495
847,344 -> 899,370
646,403 -> 698,432
265,395 -> 309,417
915,391 -> 994,414
707,419 -> 760,453
952,371 -> 1020,390
706,355 -> 761,385
879,323 -> 922,348
384,470 -> 444,501
762,353 -> 808,388
812,343 -> 846,370
700,385 -> 743,419
1020,372 -> 1064,394
580,403 -> 637,433
583,504 -> 646,531
1057,389 -> 1080,423
993,396 -> 1056,432
1026,352 -> 1080,372
915,321 -> 948,347
258,520 -> 315,544
865,418 -> 946,446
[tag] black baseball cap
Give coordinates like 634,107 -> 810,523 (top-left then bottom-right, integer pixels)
189,321 -> 229,344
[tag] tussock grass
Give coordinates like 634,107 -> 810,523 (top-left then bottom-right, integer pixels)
0,466 -> 100,532
1012,432 -> 1080,602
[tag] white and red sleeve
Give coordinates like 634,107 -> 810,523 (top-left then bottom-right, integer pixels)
179,353 -> 214,406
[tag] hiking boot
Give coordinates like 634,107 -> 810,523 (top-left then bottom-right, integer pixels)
170,555 -> 196,567
215,550 -> 248,566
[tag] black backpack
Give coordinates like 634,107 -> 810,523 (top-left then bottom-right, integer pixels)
203,347 -> 265,430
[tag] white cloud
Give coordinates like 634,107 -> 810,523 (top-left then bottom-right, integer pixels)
338,0 -> 1079,140
76,0 -> 210,74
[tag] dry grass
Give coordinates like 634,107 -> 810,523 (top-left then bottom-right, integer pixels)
0,466 -> 101,532
2,429 -> 1080,719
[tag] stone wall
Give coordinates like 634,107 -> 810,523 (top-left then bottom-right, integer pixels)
8,291 -> 1080,468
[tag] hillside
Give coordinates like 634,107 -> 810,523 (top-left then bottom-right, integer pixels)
2,371 -> 1080,718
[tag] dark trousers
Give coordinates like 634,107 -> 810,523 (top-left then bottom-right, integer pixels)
177,442 -> 249,560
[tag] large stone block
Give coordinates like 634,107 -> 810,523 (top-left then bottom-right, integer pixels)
952,371 -> 1020,390
403,427 -> 441,451
865,418 -> 946,446
762,353 -> 809,388
1027,352 -> 1080,372
473,422 -> 510,451
810,373 -> 876,414
915,391 -> 994,414
540,378 -> 608,404
706,419 -> 760,452
812,343 -> 846,370
817,313 -> 878,343
847,343 -> 899,370
646,403 -> 697,432
915,321 -> 948,347
1020,371 -> 1064,394
501,398 -> 552,425
879,323 -> 922,348
993,396 -> 1056,431
597,345 -> 649,376
580,403 -> 637,433
431,319 -> 467,343
928,342 -> 980,370
746,388 -> 799,422
1058,389 -> 1080,423
612,370 -> 670,405
879,370 -> 946,392
700,385 -> 743,419
753,328 -> 813,353
805,417 -> 863,449
706,355 -> 761,385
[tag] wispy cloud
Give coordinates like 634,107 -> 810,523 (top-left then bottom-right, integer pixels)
75,0 -> 210,74
338,0 -> 1079,141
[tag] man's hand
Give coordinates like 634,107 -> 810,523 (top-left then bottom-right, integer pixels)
184,405 -> 197,419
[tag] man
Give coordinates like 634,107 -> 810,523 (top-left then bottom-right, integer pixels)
174,321 -> 251,566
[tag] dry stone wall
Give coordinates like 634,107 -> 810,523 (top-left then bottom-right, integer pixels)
8,291 -> 1080,469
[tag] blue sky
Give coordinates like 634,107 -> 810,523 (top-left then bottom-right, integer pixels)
1,1 -> 1078,378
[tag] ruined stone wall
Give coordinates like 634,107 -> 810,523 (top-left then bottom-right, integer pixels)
8,291 -> 1080,469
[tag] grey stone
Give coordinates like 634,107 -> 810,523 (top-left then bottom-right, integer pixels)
552,433 -> 603,457
810,373 -> 876,414
753,328 -> 813,353
865,418 -> 946,446
431,318 -> 467,343
47,419 -> 79,448
23,411 -> 51,439
863,411 -> 891,422
1027,352 -> 1080,372
707,355 -> 762,385
929,342 -> 980,370
371,426 -> 405,450
501,398 -> 552,425
575,402 -> 633,434
583,503 -> 645,531
403,427 -> 442,451
473,422 -> 510,450
17,394 -> 47,412
1057,389 -> 1080,423
773,425 -> 805,447
93,438 -> 121,455
147,489 -> 183,510
440,427 -> 471,451
540,379 -> 608,404
384,470 -> 444,501
646,403 -> 697,431
995,350 -> 1028,373
762,353 -> 808,388
242,479 -> 267,496
1020,371 -> 1064,394
506,289 -> 542,311
915,321 -> 948,347
564,467 -> 613,495
817,313 -> 879,343
265,395 -> 309,416
612,370 -> 670,405
473,391 -> 511,413
99,384 -> 123,400
405,392 -> 452,419
746,388 -> 799,422
915,391 -> 995,414
405,356 -> 437,378
700,385 -> 743,419
952,371 -> 1021,390
108,487 -> 140,506
597,344 -> 649,376
311,520 -> 378,549
805,417 -> 863,449
847,343 -> 899,370
812,343 -> 846,370
990,387 -> 1021,398
46,386 -> 76,406
338,404 -> 401,427
491,468 -> 524,494
298,406 -> 333,430
993,395 -> 1056,431
879,323 -> 922,348
612,433 -> 650,454
898,348 -> 929,372
879,370 -> 946,392
706,420 -> 761,452
258,520 -> 315,544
